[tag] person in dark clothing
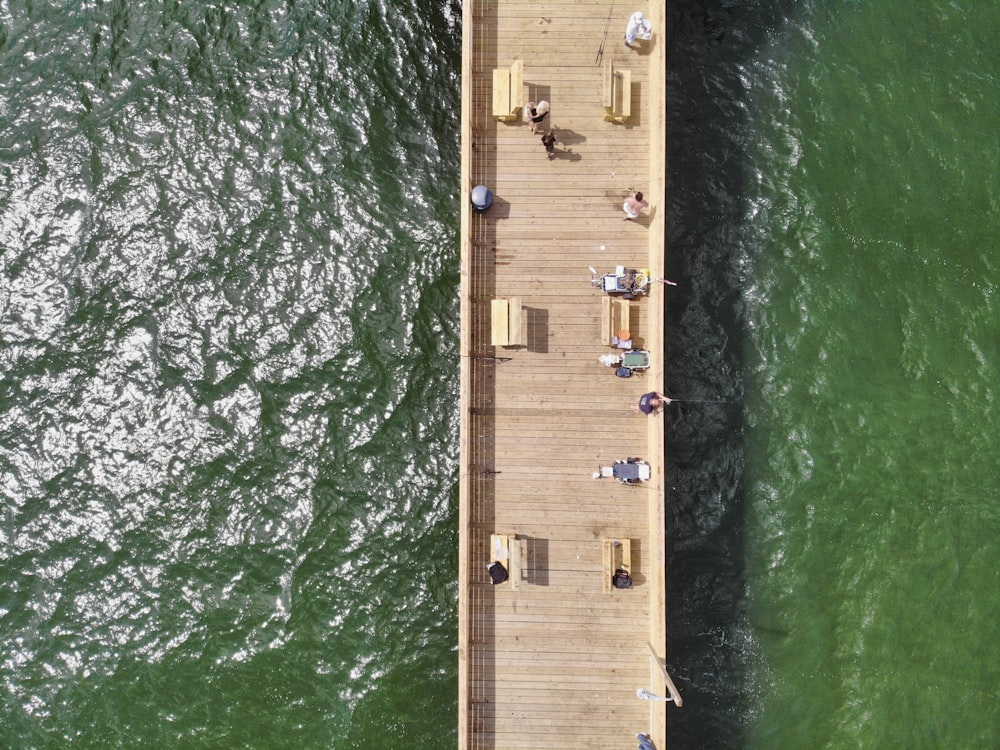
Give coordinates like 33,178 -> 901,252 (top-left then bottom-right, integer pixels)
634,391 -> 670,415
541,130 -> 557,158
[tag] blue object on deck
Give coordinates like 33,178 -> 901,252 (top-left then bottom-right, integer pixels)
471,185 -> 493,211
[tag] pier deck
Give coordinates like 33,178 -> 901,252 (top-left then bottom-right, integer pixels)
458,1 -> 669,748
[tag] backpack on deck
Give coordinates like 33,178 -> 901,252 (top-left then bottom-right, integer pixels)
487,561 -> 508,585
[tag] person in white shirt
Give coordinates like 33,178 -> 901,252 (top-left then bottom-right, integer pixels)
624,11 -> 652,48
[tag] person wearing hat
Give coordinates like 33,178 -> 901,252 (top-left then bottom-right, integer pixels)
634,392 -> 670,415
625,11 -> 652,48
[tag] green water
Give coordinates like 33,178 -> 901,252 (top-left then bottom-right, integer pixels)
1,0 -> 461,746
666,1 -> 999,747
2,0 -> 999,747
741,3 -> 1000,747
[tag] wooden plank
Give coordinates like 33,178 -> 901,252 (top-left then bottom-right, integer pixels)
601,537 -> 613,593
600,295 -> 612,346
620,68 -> 632,121
600,296 -> 631,346
601,538 -> 633,593
491,298 -> 510,345
603,64 -> 632,123
509,536 -> 522,590
602,60 -> 613,110
459,0 -> 667,747
508,296 -> 523,346
511,58 -> 524,112
619,299 -> 631,341
492,68 -> 511,119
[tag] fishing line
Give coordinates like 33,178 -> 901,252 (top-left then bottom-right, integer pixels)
673,399 -> 735,404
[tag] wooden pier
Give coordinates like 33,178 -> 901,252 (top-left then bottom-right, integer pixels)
458,1 -> 670,748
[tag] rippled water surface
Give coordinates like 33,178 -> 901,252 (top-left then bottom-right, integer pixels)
2,0 -> 461,746
4,0 -> 1000,748
668,2 -> 1000,748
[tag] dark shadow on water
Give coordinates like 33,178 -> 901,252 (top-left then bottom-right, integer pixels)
665,2 -> 797,749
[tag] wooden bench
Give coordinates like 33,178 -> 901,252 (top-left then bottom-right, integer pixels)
491,297 -> 523,347
490,533 -> 523,590
600,295 -> 630,346
492,59 -> 524,121
602,538 -> 632,593
508,537 -> 522,589
603,61 -> 632,123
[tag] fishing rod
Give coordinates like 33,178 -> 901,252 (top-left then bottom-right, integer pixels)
596,0 -> 616,64
669,399 -> 734,404
588,266 -> 679,288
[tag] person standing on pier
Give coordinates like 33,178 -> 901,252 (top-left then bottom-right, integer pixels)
541,130 -> 557,159
526,100 -> 550,133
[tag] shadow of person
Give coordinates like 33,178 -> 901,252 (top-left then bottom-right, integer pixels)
629,36 -> 656,56
637,205 -> 657,225
552,148 -> 583,162
615,203 -> 655,225
549,127 -> 587,146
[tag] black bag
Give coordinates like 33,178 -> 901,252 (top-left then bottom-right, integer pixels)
612,568 -> 633,589
488,561 -> 509,585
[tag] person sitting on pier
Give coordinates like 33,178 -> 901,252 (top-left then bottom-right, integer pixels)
634,391 -> 670,415
623,191 -> 649,220
624,11 -> 652,48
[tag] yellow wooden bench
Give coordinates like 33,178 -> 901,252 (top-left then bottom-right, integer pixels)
602,538 -> 632,593
491,297 -> 523,347
600,295 -> 630,346
492,59 -> 524,121
508,537 -> 522,590
603,61 -> 632,123
490,533 -> 522,590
